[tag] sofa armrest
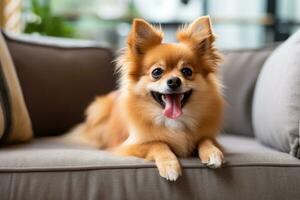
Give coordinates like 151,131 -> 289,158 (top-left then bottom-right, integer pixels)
3,31 -> 116,137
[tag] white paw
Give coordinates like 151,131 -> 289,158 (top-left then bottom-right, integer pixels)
162,166 -> 180,181
206,152 -> 223,168
158,160 -> 182,181
200,148 -> 224,169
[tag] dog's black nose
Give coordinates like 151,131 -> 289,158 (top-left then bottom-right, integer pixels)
167,77 -> 181,90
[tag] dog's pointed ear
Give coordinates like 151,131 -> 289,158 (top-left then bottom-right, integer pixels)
128,19 -> 163,55
176,16 -> 213,52
177,16 -> 222,73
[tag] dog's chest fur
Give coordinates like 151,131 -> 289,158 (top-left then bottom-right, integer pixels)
124,118 -> 198,157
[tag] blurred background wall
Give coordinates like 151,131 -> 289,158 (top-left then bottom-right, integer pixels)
1,0 -> 300,50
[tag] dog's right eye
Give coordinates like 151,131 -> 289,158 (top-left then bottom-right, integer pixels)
151,68 -> 164,79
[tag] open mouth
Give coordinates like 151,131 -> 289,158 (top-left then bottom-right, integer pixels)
151,90 -> 192,119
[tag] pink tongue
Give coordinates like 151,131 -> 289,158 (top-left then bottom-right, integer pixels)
163,94 -> 182,119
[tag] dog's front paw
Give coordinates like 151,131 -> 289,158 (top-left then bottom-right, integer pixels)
157,160 -> 182,181
199,147 -> 224,169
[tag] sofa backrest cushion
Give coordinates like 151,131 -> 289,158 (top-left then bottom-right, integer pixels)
4,32 -> 115,137
0,31 -> 33,143
252,29 -> 300,157
220,45 -> 276,137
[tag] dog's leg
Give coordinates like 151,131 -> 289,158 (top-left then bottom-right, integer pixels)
198,138 -> 224,168
114,142 -> 182,181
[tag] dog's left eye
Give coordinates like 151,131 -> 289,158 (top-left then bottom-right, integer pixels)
151,68 -> 164,79
181,67 -> 193,77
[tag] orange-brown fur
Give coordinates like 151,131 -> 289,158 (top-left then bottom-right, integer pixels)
66,16 -> 225,181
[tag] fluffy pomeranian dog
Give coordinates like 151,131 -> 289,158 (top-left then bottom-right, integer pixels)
67,16 -> 224,181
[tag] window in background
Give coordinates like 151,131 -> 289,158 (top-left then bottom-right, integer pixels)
276,0 -> 300,39
209,0 -> 266,49
21,0 -> 300,50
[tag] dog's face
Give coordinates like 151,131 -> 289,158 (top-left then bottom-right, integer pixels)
118,16 -> 222,127
141,44 -> 209,120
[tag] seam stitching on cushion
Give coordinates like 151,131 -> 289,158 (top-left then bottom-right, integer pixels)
298,122 -> 300,157
2,31 -> 113,53
0,163 -> 300,173
7,173 -> 14,200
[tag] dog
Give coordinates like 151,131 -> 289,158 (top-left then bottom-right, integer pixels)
66,16 -> 225,181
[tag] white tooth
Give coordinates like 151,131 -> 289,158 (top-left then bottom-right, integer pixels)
180,94 -> 184,101
162,94 -> 166,103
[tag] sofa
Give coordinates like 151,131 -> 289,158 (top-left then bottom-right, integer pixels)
0,30 -> 300,200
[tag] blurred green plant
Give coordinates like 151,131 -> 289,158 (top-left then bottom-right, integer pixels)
24,0 -> 75,37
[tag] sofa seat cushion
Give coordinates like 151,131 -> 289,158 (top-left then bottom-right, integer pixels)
0,135 -> 300,200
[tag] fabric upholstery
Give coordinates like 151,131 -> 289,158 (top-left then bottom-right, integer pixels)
0,135 -> 300,200
252,30 -> 300,157
0,31 -> 33,143
3,32 -> 116,137
220,45 -> 277,137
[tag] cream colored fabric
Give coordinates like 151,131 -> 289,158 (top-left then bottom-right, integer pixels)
0,105 -> 4,137
1,0 -> 22,32
0,32 -> 33,142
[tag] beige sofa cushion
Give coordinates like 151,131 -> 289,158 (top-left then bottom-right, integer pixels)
0,31 -> 33,143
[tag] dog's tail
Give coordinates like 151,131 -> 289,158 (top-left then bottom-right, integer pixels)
61,91 -> 118,148
84,91 -> 117,129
